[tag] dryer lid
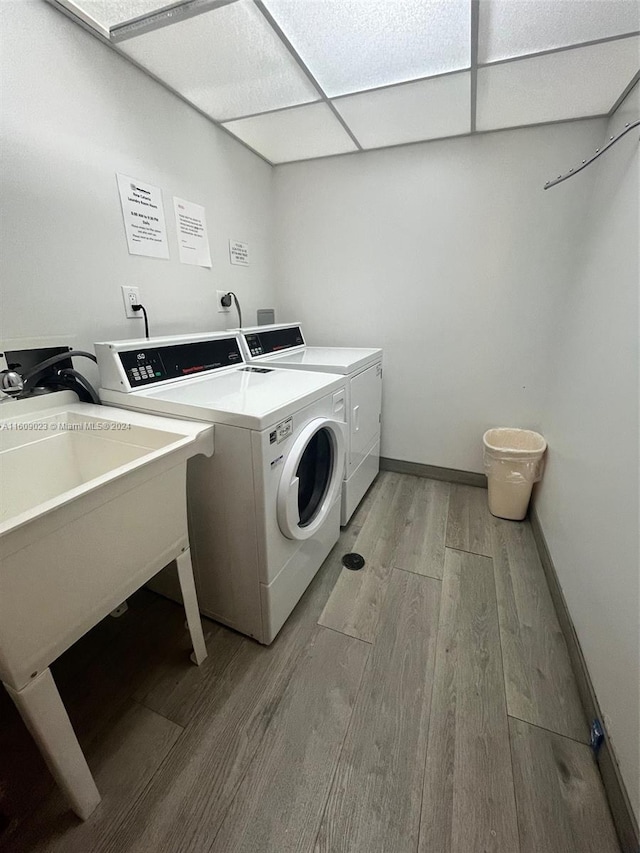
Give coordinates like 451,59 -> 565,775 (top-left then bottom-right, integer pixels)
237,324 -> 382,375
255,346 -> 382,375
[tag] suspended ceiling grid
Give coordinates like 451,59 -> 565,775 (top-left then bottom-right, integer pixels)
54,0 -> 640,165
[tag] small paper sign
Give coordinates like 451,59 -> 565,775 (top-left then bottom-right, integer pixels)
173,197 -> 212,267
116,173 -> 169,259
229,239 -> 249,266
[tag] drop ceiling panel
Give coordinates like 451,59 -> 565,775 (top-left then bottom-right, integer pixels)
478,0 -> 640,64
262,0 -> 471,97
334,73 -> 471,149
223,103 -> 358,163
477,37 -> 640,130
116,0 -> 319,121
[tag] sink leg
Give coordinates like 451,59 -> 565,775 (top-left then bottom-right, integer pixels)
4,669 -> 101,820
176,547 -> 208,666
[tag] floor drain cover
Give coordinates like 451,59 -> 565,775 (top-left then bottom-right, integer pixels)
342,553 -> 365,571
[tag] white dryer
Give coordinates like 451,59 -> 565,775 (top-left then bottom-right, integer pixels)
95,332 -> 346,645
235,323 -> 382,525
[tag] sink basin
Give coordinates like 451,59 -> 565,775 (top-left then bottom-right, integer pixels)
0,391 -> 213,819
1,394 -> 211,537
1,421 -> 161,522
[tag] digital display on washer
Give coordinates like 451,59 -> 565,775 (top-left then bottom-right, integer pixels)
119,338 -> 242,387
243,326 -> 304,357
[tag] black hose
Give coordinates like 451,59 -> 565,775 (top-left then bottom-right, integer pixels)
22,350 -> 98,394
58,368 -> 101,405
52,373 -> 92,404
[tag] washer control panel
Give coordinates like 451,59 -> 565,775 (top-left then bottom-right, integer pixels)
119,350 -> 164,386
243,325 -> 304,357
118,338 -> 243,388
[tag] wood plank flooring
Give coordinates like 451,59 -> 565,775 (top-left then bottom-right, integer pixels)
318,471 -> 405,642
509,717 -> 620,853
491,517 -> 589,742
210,626 -> 369,853
419,549 -> 519,853
0,474 -> 621,853
392,476 -> 450,577
316,569 -> 441,853
318,472 -> 448,642
446,483 -> 493,556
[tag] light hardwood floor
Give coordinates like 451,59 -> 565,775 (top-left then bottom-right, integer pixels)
419,548 -> 519,853
0,472 -> 621,853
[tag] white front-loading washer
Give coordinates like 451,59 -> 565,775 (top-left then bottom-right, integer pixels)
95,332 -> 346,644
234,323 -> 382,525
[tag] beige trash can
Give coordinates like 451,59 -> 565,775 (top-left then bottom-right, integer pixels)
483,428 -> 547,520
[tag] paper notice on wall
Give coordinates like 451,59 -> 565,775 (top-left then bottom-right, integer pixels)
116,174 -> 169,259
173,197 -> 212,267
229,239 -> 249,266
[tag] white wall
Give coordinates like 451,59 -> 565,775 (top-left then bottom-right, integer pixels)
535,84 -> 640,821
273,120 -> 604,471
0,0 -> 275,379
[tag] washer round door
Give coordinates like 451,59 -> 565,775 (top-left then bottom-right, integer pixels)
277,417 -> 345,540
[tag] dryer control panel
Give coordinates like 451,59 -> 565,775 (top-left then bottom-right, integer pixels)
243,325 -> 304,357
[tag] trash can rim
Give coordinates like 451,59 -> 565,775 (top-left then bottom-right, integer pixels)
483,428 -> 547,455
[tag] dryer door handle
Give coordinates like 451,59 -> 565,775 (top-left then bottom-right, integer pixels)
353,405 -> 360,433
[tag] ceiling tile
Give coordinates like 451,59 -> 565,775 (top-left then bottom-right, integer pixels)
478,0 -> 640,64
222,103 -> 358,163
116,0 -> 319,121
334,73 -> 471,149
262,0 -> 471,97
477,37 -> 640,130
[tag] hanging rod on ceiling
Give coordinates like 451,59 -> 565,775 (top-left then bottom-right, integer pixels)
544,119 -> 640,189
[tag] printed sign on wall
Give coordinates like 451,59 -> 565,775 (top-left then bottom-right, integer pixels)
116,173 -> 169,259
173,197 -> 212,267
229,239 -> 249,266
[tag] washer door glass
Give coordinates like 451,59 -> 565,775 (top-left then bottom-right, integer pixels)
297,427 -> 332,527
277,417 -> 345,541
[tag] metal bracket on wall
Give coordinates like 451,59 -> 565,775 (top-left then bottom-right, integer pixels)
590,718 -> 605,757
544,119 -> 640,189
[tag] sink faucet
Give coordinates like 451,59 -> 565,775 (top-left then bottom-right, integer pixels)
0,370 -> 24,400
0,351 -> 101,405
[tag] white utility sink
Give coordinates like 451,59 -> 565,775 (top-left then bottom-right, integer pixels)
1,408 -> 194,529
0,391 -> 214,820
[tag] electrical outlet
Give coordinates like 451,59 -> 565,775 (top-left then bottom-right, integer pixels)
217,290 -> 230,313
121,285 -> 140,319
